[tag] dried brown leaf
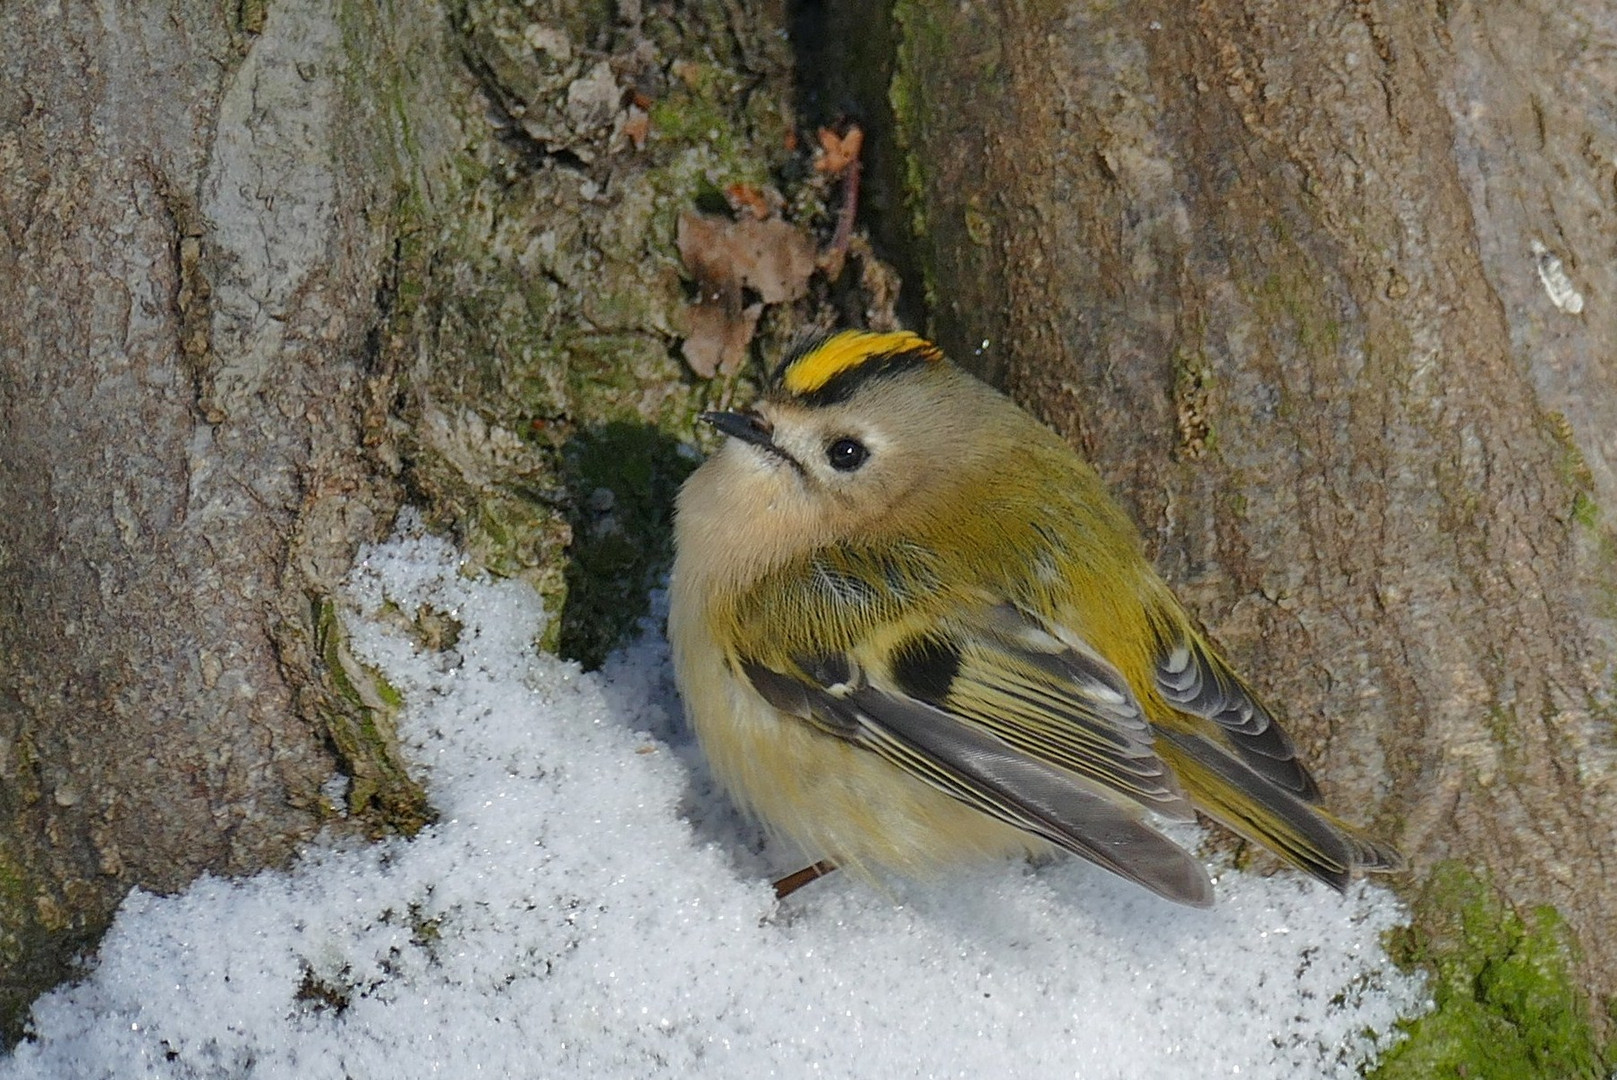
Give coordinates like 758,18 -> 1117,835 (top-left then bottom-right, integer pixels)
676,211 -> 816,377
814,125 -> 864,175
724,183 -> 773,221
621,106 -> 650,149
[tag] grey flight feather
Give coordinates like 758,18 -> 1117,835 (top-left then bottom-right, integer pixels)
1155,633 -> 1322,803
844,686 -> 1216,907
738,622 -> 1217,907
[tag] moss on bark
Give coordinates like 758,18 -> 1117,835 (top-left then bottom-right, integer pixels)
1376,863 -> 1614,1079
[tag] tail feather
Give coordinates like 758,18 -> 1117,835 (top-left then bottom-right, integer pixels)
1332,816 -> 1404,873
1155,728 -> 1400,891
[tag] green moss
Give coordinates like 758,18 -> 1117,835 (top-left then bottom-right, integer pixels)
0,839 -> 99,1044
313,597 -> 433,832
888,0 -> 947,309
1480,703 -> 1524,772
1255,266 -> 1343,355
649,63 -> 749,156
562,334 -> 684,424
1571,491 -> 1599,530
1543,410 -> 1601,535
0,851 -> 26,902
1542,413 -> 1617,618
641,42 -> 792,197
1583,526 -> 1617,623
408,903 -> 445,949
888,0 -> 1053,376
294,967 -> 354,1015
1546,411 -> 1596,493
1374,862 -> 1614,1080
890,0 -> 1016,347
0,844 -> 35,979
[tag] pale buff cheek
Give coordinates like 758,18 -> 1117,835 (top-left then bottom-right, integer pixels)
672,447 -> 843,597
670,612 -> 1043,878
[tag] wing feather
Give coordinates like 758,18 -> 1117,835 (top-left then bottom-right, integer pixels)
737,603 -> 1215,907
725,532 -> 1395,899
847,688 -> 1214,907
903,604 -> 1195,816
1155,632 -> 1322,802
1154,728 -> 1354,888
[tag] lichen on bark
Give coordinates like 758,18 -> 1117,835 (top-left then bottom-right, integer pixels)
1375,862 -> 1615,1079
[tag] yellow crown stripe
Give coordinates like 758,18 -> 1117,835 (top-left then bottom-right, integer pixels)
781,330 -> 941,395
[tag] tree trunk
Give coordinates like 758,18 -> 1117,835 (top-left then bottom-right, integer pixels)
0,0 -> 843,1042
0,0 -> 461,1034
885,0 -> 1617,1028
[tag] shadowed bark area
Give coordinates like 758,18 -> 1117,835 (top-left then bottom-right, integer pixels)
890,0 -> 1617,1008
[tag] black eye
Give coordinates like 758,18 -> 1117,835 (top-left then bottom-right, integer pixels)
826,437 -> 869,472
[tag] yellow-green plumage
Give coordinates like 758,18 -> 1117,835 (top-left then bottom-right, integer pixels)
669,330 -> 1399,905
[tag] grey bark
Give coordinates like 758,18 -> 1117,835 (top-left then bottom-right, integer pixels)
0,0 -> 455,1033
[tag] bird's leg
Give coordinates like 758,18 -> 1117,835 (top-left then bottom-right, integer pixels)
772,859 -> 839,899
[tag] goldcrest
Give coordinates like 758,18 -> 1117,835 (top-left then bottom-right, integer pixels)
669,329 -> 1400,905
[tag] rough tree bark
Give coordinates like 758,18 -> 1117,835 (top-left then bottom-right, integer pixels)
1,0 -> 828,1044
0,0 -> 465,1035
884,0 -> 1617,1044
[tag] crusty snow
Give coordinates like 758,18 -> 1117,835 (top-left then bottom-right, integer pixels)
1,517 -> 1427,1079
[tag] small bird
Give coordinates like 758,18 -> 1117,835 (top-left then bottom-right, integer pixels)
669,329 -> 1401,906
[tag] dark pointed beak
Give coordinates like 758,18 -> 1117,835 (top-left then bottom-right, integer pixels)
700,410 -> 775,450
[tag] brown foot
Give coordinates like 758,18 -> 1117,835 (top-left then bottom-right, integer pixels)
772,859 -> 839,899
